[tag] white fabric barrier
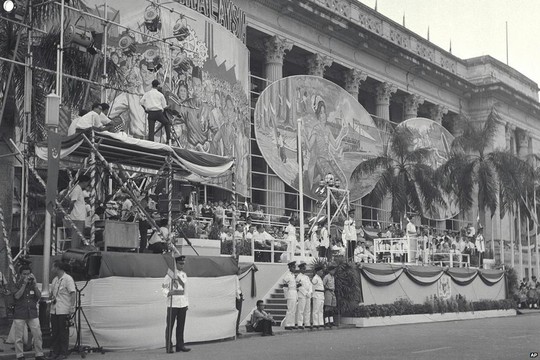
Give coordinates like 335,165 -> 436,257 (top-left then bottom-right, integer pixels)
75,275 -> 237,350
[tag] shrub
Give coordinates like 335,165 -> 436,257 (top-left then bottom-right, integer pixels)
345,296 -> 515,318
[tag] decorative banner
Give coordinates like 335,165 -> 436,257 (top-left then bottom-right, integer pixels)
437,273 -> 452,299
397,118 -> 459,220
254,75 -> 382,200
84,0 -> 250,196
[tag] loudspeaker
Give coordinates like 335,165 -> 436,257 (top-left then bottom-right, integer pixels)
61,249 -> 102,281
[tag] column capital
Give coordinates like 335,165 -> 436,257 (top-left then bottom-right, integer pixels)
404,94 -> 425,119
261,35 -> 293,65
375,82 -> 397,103
343,68 -> 367,94
430,104 -> 448,123
307,53 -> 333,77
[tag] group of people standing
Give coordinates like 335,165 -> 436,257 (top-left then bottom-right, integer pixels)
279,261 -> 338,332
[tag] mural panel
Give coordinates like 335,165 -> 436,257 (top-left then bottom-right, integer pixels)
398,118 -> 458,220
254,76 -> 382,200
84,0 -> 250,196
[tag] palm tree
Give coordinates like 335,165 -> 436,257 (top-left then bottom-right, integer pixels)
351,125 -> 442,223
0,0 -> 119,277
438,109 -> 531,231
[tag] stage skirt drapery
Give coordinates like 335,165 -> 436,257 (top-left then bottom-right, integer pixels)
76,275 -> 237,351
358,264 -> 506,305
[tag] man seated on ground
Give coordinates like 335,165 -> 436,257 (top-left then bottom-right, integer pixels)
148,219 -> 170,253
251,300 -> 275,336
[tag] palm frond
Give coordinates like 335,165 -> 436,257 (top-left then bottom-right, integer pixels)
350,156 -> 393,181
476,161 -> 498,217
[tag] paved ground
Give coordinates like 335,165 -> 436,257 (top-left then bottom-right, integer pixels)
1,312 -> 539,359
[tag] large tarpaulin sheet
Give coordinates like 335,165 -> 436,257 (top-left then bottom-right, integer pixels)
76,276 -> 237,350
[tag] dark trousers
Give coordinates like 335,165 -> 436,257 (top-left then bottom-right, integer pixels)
235,297 -> 243,334
147,110 -> 171,142
254,319 -> 273,335
166,307 -> 187,350
139,220 -> 150,251
318,246 -> 328,259
347,241 -> 357,260
51,314 -> 70,356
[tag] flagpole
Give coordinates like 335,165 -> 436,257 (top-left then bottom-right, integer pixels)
297,117 -> 305,258
535,184 -> 539,280
527,191 -> 532,280
518,202 -> 523,279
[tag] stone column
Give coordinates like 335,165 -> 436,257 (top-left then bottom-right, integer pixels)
375,82 -> 397,121
429,104 -> 448,124
343,68 -> 367,99
307,53 -> 333,77
515,128 -> 529,158
262,35 -> 293,84
403,94 -> 425,120
505,123 -> 516,153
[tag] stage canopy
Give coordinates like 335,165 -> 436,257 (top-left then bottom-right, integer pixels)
35,129 -> 234,178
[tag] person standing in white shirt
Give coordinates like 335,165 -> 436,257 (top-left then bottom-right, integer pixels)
282,261 -> 298,330
49,261 -> 76,360
140,79 -> 170,143
342,209 -> 357,260
311,266 -> 325,329
285,218 -> 297,259
319,222 -> 330,259
162,255 -> 191,353
475,226 -> 485,267
68,175 -> 91,248
295,262 -> 312,329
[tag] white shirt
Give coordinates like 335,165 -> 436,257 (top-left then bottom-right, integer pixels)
253,230 -> 273,245
140,88 -> 167,111
51,273 -> 76,315
149,226 -> 168,245
67,111 -> 105,136
162,270 -> 188,308
297,272 -> 312,298
320,227 -> 329,248
70,184 -> 86,221
282,270 -> 297,298
311,274 -> 324,299
121,198 -> 133,220
343,218 -> 357,243
476,234 -> 485,252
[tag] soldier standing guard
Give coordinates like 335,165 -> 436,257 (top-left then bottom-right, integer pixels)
311,266 -> 325,329
342,209 -> 357,261
295,262 -> 312,329
323,264 -> 337,328
282,261 -> 299,330
162,255 -> 191,354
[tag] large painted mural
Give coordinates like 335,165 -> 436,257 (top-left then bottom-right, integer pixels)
398,118 -> 458,220
254,76 -> 383,200
84,0 -> 250,196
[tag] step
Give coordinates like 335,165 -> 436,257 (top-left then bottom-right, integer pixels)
266,299 -> 287,304
270,293 -> 285,299
275,289 -> 284,294
264,304 -> 288,310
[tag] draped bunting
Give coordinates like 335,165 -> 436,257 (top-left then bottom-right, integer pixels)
360,263 -> 405,286
359,264 -> 504,288
35,129 -> 234,178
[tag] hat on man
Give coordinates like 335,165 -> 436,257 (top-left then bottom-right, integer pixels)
348,208 -> 356,214
298,262 -> 307,269
287,261 -> 296,268
175,255 -> 186,263
314,265 -> 323,272
327,264 -> 336,271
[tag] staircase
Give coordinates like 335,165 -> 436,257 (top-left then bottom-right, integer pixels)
265,284 -> 288,325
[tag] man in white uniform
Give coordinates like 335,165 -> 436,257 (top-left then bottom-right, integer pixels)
342,209 -> 357,260
319,222 -> 330,259
311,266 -> 325,329
475,226 -> 485,267
282,261 -> 298,330
285,218 -> 297,259
295,262 -> 312,329
68,175 -> 91,248
162,255 -> 191,353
